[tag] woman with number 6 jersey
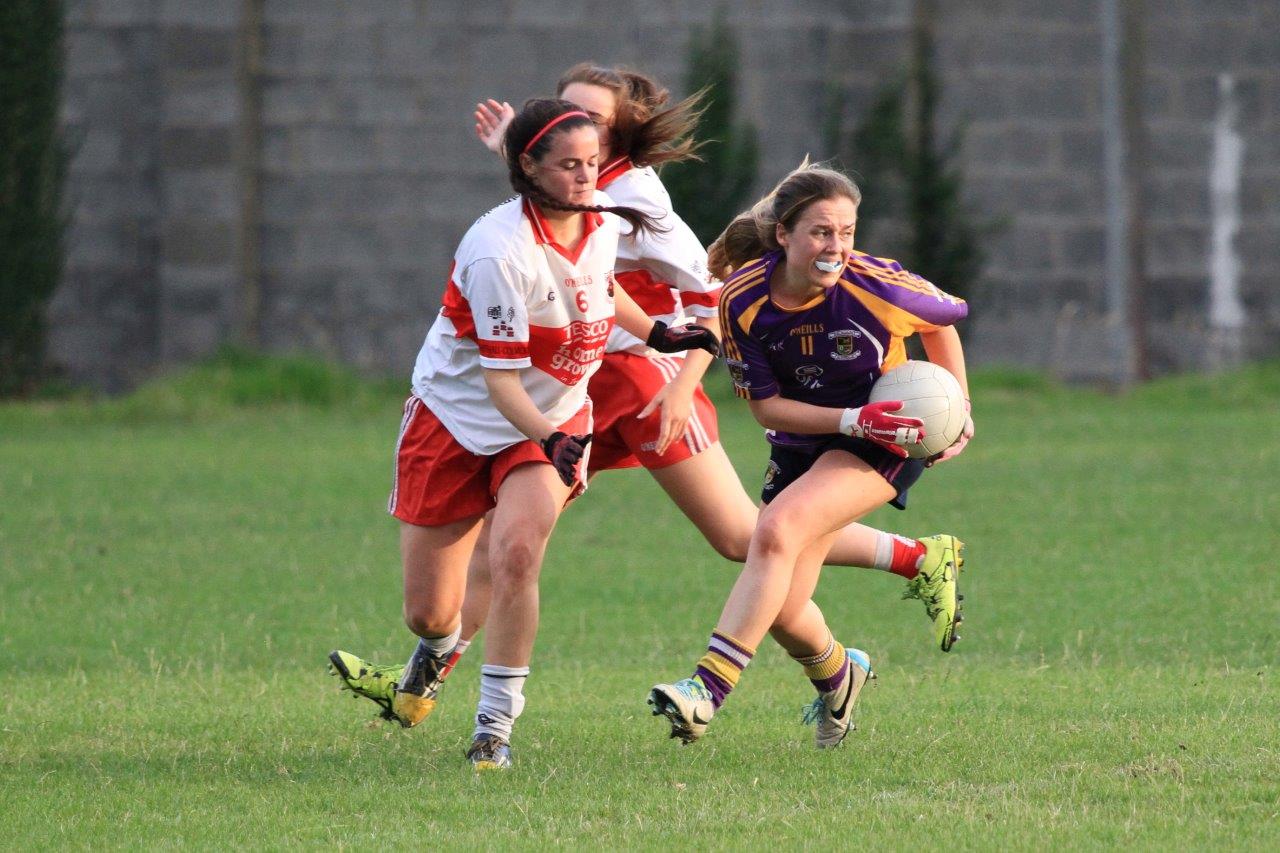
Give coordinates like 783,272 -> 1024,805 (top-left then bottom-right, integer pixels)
649,162 -> 973,749
347,98 -> 716,771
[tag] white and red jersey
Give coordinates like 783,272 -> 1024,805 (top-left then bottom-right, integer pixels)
597,159 -> 721,355
411,193 -> 620,455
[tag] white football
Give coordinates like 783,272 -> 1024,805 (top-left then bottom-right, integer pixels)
868,361 -> 966,459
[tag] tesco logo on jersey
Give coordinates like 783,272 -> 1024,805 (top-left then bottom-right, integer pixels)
528,318 -> 615,386
567,318 -> 612,339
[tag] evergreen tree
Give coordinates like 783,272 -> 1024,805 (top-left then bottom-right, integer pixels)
663,8 -> 759,246
838,5 -> 989,304
0,0 -> 66,395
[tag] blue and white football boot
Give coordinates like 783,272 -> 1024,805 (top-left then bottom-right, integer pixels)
802,648 -> 875,749
648,677 -> 715,744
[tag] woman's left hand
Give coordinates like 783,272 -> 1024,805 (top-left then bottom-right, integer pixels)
638,382 -> 693,456
646,321 -> 720,356
927,404 -> 974,466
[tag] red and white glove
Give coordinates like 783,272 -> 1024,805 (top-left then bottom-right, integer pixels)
540,431 -> 591,486
927,400 -> 973,466
839,401 -> 925,459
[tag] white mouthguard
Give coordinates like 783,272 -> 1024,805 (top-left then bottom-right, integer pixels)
814,260 -> 843,273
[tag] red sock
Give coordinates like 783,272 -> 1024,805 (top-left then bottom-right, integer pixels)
889,536 -> 927,579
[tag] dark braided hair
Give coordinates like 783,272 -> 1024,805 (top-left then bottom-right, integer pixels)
556,63 -> 706,169
504,98 -> 662,236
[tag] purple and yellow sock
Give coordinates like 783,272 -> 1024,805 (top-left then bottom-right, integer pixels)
693,631 -> 756,709
793,636 -> 849,694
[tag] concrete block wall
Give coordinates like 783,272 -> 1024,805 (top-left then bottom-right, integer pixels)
52,1 -> 1279,389
928,0 -> 1280,376
57,0 -> 242,390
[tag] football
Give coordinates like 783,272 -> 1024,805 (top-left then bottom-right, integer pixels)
868,360 -> 967,459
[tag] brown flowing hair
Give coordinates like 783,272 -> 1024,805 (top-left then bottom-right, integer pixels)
504,99 -> 662,235
706,160 -> 862,279
556,63 -> 706,169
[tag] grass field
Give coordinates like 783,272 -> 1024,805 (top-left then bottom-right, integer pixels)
2,356 -> 1278,848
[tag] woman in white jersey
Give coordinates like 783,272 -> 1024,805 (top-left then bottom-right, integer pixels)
373,98 -> 716,771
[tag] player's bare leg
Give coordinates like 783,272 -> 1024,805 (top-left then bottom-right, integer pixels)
767,536 -> 838,659
650,453 -> 891,741
715,453 -> 893,645
391,516 -> 483,727
468,462 -> 572,767
649,441 -> 883,568
459,513 -> 494,642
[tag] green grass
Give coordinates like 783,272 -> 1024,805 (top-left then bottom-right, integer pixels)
2,358 -> 1278,848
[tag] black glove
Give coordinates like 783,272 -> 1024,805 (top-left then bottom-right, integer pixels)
646,320 -> 720,356
540,431 -> 592,486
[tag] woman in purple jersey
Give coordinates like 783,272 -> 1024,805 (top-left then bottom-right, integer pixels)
649,162 -> 974,748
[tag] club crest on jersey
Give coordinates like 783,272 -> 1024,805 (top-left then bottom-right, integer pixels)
606,271 -> 616,298
827,329 -> 862,361
795,364 -> 824,389
763,459 -> 781,491
726,358 -> 749,388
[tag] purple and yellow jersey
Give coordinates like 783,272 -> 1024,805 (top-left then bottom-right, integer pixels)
719,248 -> 967,446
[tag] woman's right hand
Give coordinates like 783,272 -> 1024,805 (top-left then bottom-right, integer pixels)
540,431 -> 592,486
838,401 -> 925,458
474,99 -> 515,155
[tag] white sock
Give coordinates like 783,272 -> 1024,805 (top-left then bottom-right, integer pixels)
474,664 -> 529,742
415,624 -> 460,659
871,532 -> 921,573
872,531 -> 895,572
451,638 -> 471,659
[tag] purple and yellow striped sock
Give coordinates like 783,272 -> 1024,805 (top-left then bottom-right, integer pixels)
793,635 -> 849,694
693,631 -> 756,709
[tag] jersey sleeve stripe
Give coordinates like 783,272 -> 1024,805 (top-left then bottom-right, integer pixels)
734,294 -> 770,337
848,255 -> 965,304
840,282 -> 933,337
680,288 -> 721,309
847,256 -> 933,293
440,266 -> 478,340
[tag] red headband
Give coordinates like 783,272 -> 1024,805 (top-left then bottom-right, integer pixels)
521,110 -> 591,155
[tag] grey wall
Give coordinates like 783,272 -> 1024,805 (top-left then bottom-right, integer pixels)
54,0 -> 1280,390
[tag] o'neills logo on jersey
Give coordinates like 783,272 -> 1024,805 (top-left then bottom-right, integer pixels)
527,318 -> 615,385
563,274 -> 593,289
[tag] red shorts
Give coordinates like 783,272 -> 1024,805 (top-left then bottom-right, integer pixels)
388,396 -> 592,527
587,352 -> 719,473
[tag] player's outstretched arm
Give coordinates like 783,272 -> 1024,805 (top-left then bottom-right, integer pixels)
613,284 -> 719,355
636,316 -> 720,454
